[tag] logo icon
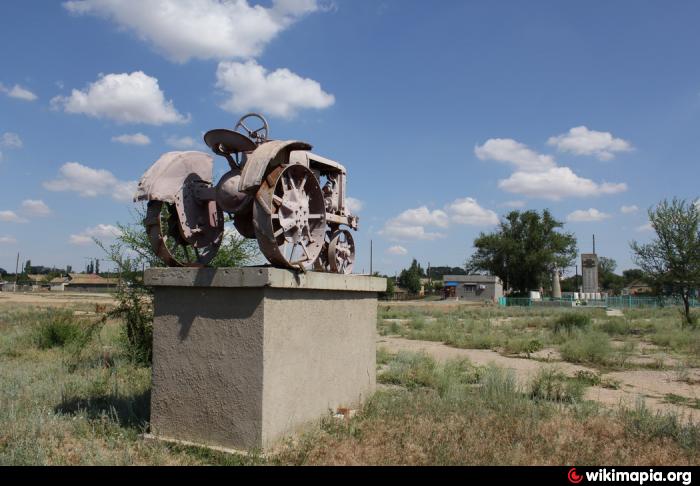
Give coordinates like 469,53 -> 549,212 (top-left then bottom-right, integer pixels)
568,468 -> 583,484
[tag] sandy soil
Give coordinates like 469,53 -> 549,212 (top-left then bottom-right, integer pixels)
378,334 -> 700,421
0,291 -> 115,307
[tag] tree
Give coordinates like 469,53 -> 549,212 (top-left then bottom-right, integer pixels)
428,266 -> 466,280
467,210 -> 577,295
398,259 -> 423,294
598,257 -> 624,294
24,260 -> 31,275
622,269 -> 645,286
631,198 -> 700,326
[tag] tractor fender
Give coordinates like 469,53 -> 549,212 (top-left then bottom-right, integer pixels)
134,151 -> 214,204
239,140 -> 312,193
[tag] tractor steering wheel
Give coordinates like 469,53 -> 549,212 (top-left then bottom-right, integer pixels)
235,113 -> 269,145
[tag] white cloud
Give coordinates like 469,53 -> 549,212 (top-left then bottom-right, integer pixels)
63,0 -> 321,63
0,210 -> 28,223
43,162 -> 137,202
566,208 -> 611,222
380,223 -> 445,241
216,60 -> 335,118
20,199 -> 51,217
392,206 -> 449,228
0,83 -> 38,101
1,132 -> 23,148
498,167 -> 627,200
380,206 -> 448,241
621,205 -> 639,214
476,137 -> 628,200
345,196 -> 363,213
69,224 -> 122,246
387,245 -> 407,255
112,133 -> 151,145
165,135 -> 196,149
475,138 -> 555,172
446,197 -> 499,225
0,236 -> 17,244
636,222 -> 653,232
547,126 -> 632,161
51,71 -> 187,125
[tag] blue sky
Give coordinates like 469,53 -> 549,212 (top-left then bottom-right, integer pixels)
1,0 -> 698,276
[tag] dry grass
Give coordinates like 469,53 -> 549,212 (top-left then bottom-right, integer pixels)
2,302 -> 699,465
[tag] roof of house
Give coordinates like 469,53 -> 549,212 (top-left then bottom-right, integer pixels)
625,280 -> 651,289
67,273 -> 118,285
443,275 -> 501,284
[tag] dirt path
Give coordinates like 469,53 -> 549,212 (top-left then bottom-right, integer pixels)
0,292 -> 115,307
378,335 -> 700,421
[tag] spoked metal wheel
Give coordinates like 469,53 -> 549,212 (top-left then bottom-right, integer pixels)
253,164 -> 327,270
328,229 -> 355,274
144,200 -> 223,267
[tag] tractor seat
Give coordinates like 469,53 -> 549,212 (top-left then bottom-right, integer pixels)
203,129 -> 257,156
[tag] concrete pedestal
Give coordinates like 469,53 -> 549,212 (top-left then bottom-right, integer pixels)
144,267 -> 386,451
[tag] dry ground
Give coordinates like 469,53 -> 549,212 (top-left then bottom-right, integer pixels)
1,292 -> 699,465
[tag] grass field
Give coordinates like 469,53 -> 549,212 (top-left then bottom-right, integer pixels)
1,294 -> 699,465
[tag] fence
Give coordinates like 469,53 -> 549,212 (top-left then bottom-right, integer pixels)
499,295 -> 700,309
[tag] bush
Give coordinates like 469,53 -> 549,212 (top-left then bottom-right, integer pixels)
32,312 -> 84,349
559,331 -> 612,365
553,313 -> 591,333
530,368 -> 585,403
110,284 -> 153,365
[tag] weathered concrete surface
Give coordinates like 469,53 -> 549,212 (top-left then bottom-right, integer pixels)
145,266 -> 387,292
147,267 -> 383,451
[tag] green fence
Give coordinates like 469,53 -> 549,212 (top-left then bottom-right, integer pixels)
499,295 -> 700,308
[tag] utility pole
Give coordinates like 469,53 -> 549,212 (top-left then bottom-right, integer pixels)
593,234 -> 596,254
14,252 -> 19,290
369,239 -> 373,276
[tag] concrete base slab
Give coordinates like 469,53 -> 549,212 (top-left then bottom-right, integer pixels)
145,267 -> 385,452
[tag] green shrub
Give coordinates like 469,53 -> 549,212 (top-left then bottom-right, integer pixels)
32,312 -> 84,349
530,368 -> 585,403
553,313 -> 591,333
504,337 -> 543,357
559,331 -> 612,365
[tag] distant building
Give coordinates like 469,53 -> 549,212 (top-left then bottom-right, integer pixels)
50,273 -> 118,293
622,280 -> 653,296
442,275 -> 503,302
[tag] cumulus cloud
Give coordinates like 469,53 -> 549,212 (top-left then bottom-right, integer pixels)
20,199 -> 51,217
69,223 -> 122,245
43,162 -> 137,202
165,135 -> 196,149
476,137 -> 628,200
498,167 -> 627,200
387,245 -> 408,255
216,60 -> 335,118
380,198 -> 497,241
112,133 -> 151,145
636,222 -> 653,232
1,132 -> 23,148
621,205 -> 639,214
566,208 -> 611,222
0,236 -> 17,244
0,83 -> 38,101
475,138 -> 555,172
345,196 -> 363,213
380,222 -> 445,241
547,126 -> 632,160
446,197 -> 499,225
51,71 -> 187,125
63,0 -> 321,63
0,210 -> 28,223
